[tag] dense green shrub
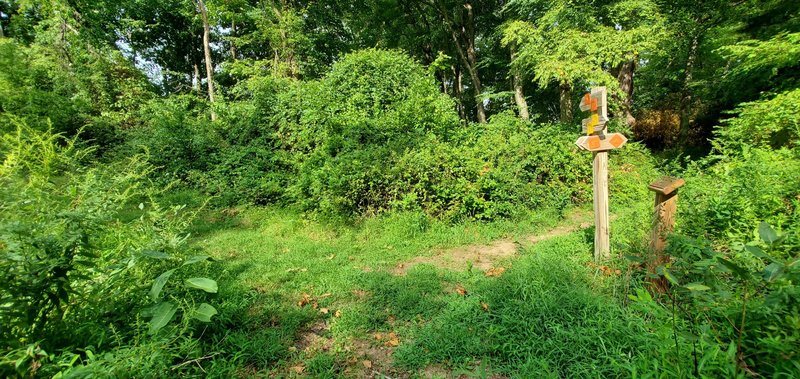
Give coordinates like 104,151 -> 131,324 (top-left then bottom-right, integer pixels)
0,39 -> 152,151
679,147 -> 800,240
393,113 -> 593,220
123,95 -> 220,182
276,49 -> 461,216
124,84 -> 291,206
652,223 -> 800,377
626,82 -> 800,378
124,49 -> 658,220
0,121 -> 218,377
715,88 -> 800,151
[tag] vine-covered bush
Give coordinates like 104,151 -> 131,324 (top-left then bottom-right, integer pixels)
276,49 -> 461,216
125,49 -> 657,221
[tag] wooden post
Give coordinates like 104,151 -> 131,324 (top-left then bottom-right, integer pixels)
576,87 -> 625,262
647,177 -> 685,292
593,151 -> 610,260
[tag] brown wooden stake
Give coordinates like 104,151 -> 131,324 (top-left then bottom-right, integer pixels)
647,177 -> 685,292
593,151 -> 610,261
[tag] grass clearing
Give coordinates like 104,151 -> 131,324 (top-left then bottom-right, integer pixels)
185,200 -> 669,377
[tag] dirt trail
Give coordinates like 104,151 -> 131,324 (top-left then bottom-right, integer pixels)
392,209 -> 596,275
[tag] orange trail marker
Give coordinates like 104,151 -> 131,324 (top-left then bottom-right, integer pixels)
575,133 -> 628,152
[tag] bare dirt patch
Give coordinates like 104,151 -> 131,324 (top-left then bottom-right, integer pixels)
421,364 -> 509,379
392,239 -> 518,275
342,338 -> 398,378
293,320 -> 332,354
392,210 -> 594,275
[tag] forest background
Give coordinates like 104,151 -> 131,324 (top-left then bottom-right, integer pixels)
1,0 -> 799,377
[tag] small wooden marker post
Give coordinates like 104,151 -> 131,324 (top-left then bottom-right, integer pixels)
647,176 -> 685,292
575,87 -> 627,261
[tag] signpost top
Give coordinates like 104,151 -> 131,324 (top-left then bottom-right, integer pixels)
579,87 -> 608,135
648,177 -> 686,196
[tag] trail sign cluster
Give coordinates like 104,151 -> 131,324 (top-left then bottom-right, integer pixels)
575,87 -> 627,261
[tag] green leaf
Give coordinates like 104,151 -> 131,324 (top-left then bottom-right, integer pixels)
763,262 -> 784,282
149,269 -> 175,301
758,222 -> 779,245
684,283 -> 711,291
716,257 -> 750,279
142,250 -> 169,259
744,245 -> 773,261
185,278 -> 218,293
657,266 -> 679,285
148,301 -> 177,334
182,255 -> 212,266
191,303 -> 218,322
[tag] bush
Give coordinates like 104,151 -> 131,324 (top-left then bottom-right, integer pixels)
276,49 -> 461,216
274,49 -> 650,220
715,88 -> 800,151
0,121 -> 218,377
394,113 -> 594,220
124,49 -> 659,221
0,39 -> 152,151
679,147 -> 800,240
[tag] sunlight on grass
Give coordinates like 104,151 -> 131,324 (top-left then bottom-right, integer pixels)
186,204 -> 667,377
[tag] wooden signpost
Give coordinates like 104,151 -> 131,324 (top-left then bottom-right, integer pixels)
576,87 -> 627,261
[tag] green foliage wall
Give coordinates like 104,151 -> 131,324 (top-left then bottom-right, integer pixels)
0,121 -> 218,377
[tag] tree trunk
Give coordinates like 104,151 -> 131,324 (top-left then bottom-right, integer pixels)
463,3 -> 487,123
193,63 -> 201,93
510,46 -> 530,121
195,0 -> 217,121
616,59 -> 636,127
679,34 -> 700,143
230,20 -> 238,61
559,82 -> 572,123
431,0 -> 486,123
453,64 -> 468,125
0,21 -> 4,38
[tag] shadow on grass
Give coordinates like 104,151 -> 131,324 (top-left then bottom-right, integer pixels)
335,235 -> 664,377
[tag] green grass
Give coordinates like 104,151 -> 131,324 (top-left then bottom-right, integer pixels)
174,198 -> 685,377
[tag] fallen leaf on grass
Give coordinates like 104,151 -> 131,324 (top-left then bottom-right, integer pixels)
334,310 -> 342,318
290,365 -> 305,374
319,308 -> 329,314
297,293 -> 312,307
384,332 -> 400,347
374,333 -> 384,341
485,267 -> 506,277
597,265 -> 622,276
481,302 -> 490,311
362,360 -> 373,369
327,254 -> 336,260
456,286 -> 468,296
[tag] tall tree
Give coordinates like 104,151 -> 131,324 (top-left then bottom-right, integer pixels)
504,0 -> 665,124
420,0 -> 499,124
194,0 -> 217,121
509,43 -> 530,120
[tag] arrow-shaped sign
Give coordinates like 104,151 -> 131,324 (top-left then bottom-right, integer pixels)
575,133 -> 628,152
